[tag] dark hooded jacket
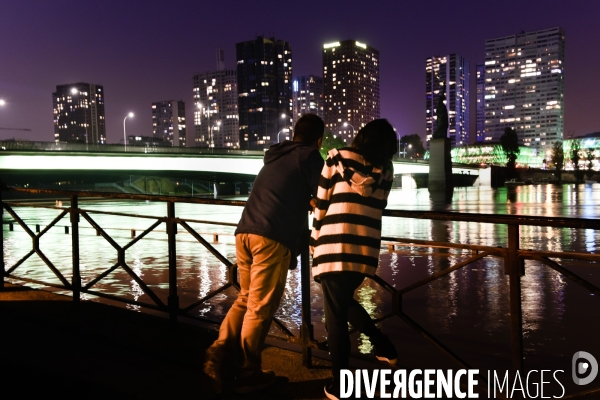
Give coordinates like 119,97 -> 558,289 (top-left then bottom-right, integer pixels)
235,140 -> 324,251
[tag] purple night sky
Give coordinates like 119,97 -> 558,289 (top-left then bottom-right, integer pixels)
0,0 -> 598,144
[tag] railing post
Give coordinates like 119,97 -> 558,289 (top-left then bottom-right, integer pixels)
300,215 -> 314,368
71,195 -> 81,310
506,223 -> 524,374
0,188 -> 4,290
167,201 -> 179,327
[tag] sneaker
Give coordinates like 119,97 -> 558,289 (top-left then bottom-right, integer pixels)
234,369 -> 276,394
202,344 -> 226,394
324,382 -> 341,400
374,335 -> 398,365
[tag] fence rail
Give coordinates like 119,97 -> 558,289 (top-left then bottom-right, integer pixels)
1,186 -> 599,398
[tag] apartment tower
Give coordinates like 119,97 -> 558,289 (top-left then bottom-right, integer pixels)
476,63 -> 486,142
53,83 -> 106,144
425,54 -> 470,146
151,100 -> 186,146
236,37 -> 293,150
322,40 -> 380,143
483,27 -> 565,154
292,75 -> 324,128
193,49 -> 239,149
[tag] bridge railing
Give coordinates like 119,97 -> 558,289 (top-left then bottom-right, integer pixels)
0,140 -> 267,156
1,187 -> 599,398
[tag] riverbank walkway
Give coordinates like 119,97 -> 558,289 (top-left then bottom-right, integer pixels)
0,282 -> 339,399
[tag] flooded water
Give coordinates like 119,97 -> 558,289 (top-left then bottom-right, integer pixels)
3,183 -> 600,394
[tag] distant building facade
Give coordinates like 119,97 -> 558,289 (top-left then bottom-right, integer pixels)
151,100 -> 186,147
323,40 -> 380,143
53,83 -> 106,144
476,63 -> 486,142
483,27 -> 565,155
236,37 -> 293,150
425,54 -> 470,146
192,49 -> 239,149
292,75 -> 324,128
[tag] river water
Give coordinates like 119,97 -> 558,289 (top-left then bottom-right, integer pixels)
3,184 -> 600,394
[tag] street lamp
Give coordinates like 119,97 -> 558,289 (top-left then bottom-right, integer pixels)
278,113 -> 291,143
0,99 -> 5,106
123,112 -> 134,152
401,143 -> 412,158
277,128 -> 290,143
209,121 -> 221,153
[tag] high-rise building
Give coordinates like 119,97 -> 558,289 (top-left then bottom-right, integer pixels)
425,54 -> 470,146
151,100 -> 186,146
476,63 -> 486,142
292,75 -> 324,127
53,83 -> 106,144
322,40 -> 380,143
236,37 -> 293,150
483,27 -> 565,154
193,50 -> 239,148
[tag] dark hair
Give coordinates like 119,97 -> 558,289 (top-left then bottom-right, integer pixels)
350,119 -> 398,166
293,113 -> 324,144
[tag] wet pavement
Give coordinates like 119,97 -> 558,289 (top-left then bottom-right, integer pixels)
0,282 -> 335,399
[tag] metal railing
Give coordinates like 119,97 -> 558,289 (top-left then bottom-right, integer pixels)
1,186 -> 600,398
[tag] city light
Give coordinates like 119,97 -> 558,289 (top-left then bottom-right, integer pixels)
123,112 -> 134,152
323,42 -> 340,49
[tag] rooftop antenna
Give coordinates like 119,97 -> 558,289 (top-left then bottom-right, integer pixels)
216,48 -> 225,70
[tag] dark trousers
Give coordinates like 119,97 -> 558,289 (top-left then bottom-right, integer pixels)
320,272 -> 386,384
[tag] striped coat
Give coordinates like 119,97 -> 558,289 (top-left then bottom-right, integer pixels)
310,148 -> 394,279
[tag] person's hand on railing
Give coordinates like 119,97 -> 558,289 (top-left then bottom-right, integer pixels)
309,197 -> 317,214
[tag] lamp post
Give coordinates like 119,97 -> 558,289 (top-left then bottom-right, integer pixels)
277,128 -> 290,143
123,112 -> 134,152
278,113 -> 290,143
210,121 -> 221,153
400,143 -> 412,158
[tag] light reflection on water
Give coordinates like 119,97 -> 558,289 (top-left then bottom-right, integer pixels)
3,184 -> 600,374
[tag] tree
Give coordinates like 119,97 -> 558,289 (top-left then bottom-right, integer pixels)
586,148 -> 595,180
500,127 -> 520,177
399,134 -> 425,159
570,140 -> 584,182
320,130 -> 346,160
551,141 -> 564,182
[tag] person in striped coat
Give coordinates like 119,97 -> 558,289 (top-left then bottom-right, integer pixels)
310,119 -> 398,400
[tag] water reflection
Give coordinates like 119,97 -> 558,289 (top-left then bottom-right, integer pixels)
3,184 -> 600,374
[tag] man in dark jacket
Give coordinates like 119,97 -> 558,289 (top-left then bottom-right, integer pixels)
203,114 -> 324,395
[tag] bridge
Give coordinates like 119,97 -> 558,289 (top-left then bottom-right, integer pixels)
0,147 -> 490,195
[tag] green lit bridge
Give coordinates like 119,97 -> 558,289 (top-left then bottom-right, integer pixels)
0,140 -> 506,195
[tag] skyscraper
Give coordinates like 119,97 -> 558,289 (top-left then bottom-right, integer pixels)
151,100 -> 186,146
53,83 -> 106,144
193,50 -> 239,149
483,27 -> 565,154
292,75 -> 324,127
322,40 -> 380,143
425,54 -> 470,146
236,37 -> 292,150
476,63 -> 486,142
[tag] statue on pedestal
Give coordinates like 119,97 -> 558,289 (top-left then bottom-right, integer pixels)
433,93 -> 449,139
428,91 -> 453,205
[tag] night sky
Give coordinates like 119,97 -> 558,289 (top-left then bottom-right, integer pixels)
1,0 -> 598,144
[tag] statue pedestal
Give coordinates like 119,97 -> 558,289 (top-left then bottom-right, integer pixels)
428,138 -> 454,204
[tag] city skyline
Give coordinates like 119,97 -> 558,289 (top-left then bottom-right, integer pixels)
1,1 -> 598,144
